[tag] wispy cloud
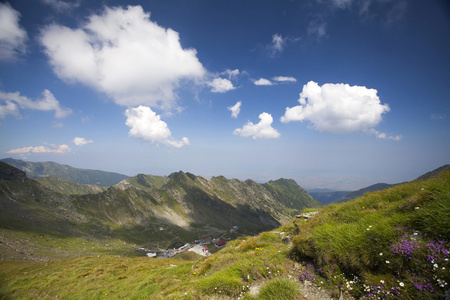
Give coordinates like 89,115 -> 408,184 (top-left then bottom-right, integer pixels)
265,33 -> 300,57
234,112 -> 280,139
0,3 -> 27,62
0,89 -> 72,119
7,143 -> 71,154
273,76 -> 297,83
40,0 -> 80,12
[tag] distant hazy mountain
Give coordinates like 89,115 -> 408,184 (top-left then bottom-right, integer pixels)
1,158 -> 128,187
308,190 -> 352,205
336,164 -> 450,203
414,164 -> 450,182
337,183 -> 398,203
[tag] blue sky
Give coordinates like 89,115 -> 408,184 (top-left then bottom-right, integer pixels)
0,0 -> 449,190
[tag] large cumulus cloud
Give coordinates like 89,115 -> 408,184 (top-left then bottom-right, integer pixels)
281,81 -> 400,140
39,5 -> 205,110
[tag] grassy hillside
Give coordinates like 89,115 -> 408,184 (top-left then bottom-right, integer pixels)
0,170 -> 447,299
1,158 -> 128,186
36,176 -> 106,195
289,170 -> 450,299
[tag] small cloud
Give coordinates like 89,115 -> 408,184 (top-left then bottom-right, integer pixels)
0,89 -> 72,119
125,105 -> 189,148
273,76 -> 297,83
281,81 -> 400,139
228,101 -> 242,118
431,114 -> 446,120
81,116 -> 90,123
366,128 -> 402,141
222,69 -> 240,79
52,122 -> 64,128
328,0 -> 353,9
307,19 -> 327,40
234,112 -> 280,139
271,33 -> 286,53
253,78 -> 273,86
7,143 -> 71,154
0,3 -> 28,62
207,78 -> 236,93
72,137 -> 93,146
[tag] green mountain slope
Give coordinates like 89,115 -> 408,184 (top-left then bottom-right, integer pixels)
1,158 -> 128,186
288,170 -> 450,299
36,176 -> 106,195
0,163 -> 321,261
0,170 -> 447,299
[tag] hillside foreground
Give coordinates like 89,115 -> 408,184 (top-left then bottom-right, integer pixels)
0,171 -> 449,299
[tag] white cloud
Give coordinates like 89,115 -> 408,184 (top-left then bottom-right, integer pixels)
39,5 -> 205,110
207,78 -> 236,93
366,128 -> 402,141
7,144 -> 71,154
234,112 -> 280,139
73,137 -> 93,146
228,101 -> 242,118
222,69 -> 240,79
125,105 -> 189,148
253,78 -> 273,86
0,3 -> 27,62
0,89 -> 72,119
271,33 -> 286,52
281,81 -> 398,139
273,76 -> 297,83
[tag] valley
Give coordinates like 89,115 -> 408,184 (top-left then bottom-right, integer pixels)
0,159 -> 448,299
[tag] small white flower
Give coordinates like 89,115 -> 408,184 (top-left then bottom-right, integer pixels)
399,282 -> 404,287
386,260 -> 390,264
379,252 -> 383,256
380,280 -> 385,284
415,207 -> 420,210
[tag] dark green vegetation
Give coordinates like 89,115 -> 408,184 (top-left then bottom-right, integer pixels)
1,158 -> 129,186
0,162 -> 321,261
0,162 -> 448,299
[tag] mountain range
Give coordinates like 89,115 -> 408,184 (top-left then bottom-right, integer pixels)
0,158 -> 128,187
0,160 -> 321,261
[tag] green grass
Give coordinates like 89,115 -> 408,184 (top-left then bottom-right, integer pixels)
0,171 -> 448,299
255,277 -> 300,300
288,171 -> 450,299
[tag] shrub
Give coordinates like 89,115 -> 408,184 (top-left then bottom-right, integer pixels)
257,278 -> 299,300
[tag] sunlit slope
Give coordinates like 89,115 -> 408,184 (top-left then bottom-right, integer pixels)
288,170 -> 450,299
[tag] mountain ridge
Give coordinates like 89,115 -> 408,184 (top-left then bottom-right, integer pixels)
0,163 -> 322,261
0,158 -> 129,187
